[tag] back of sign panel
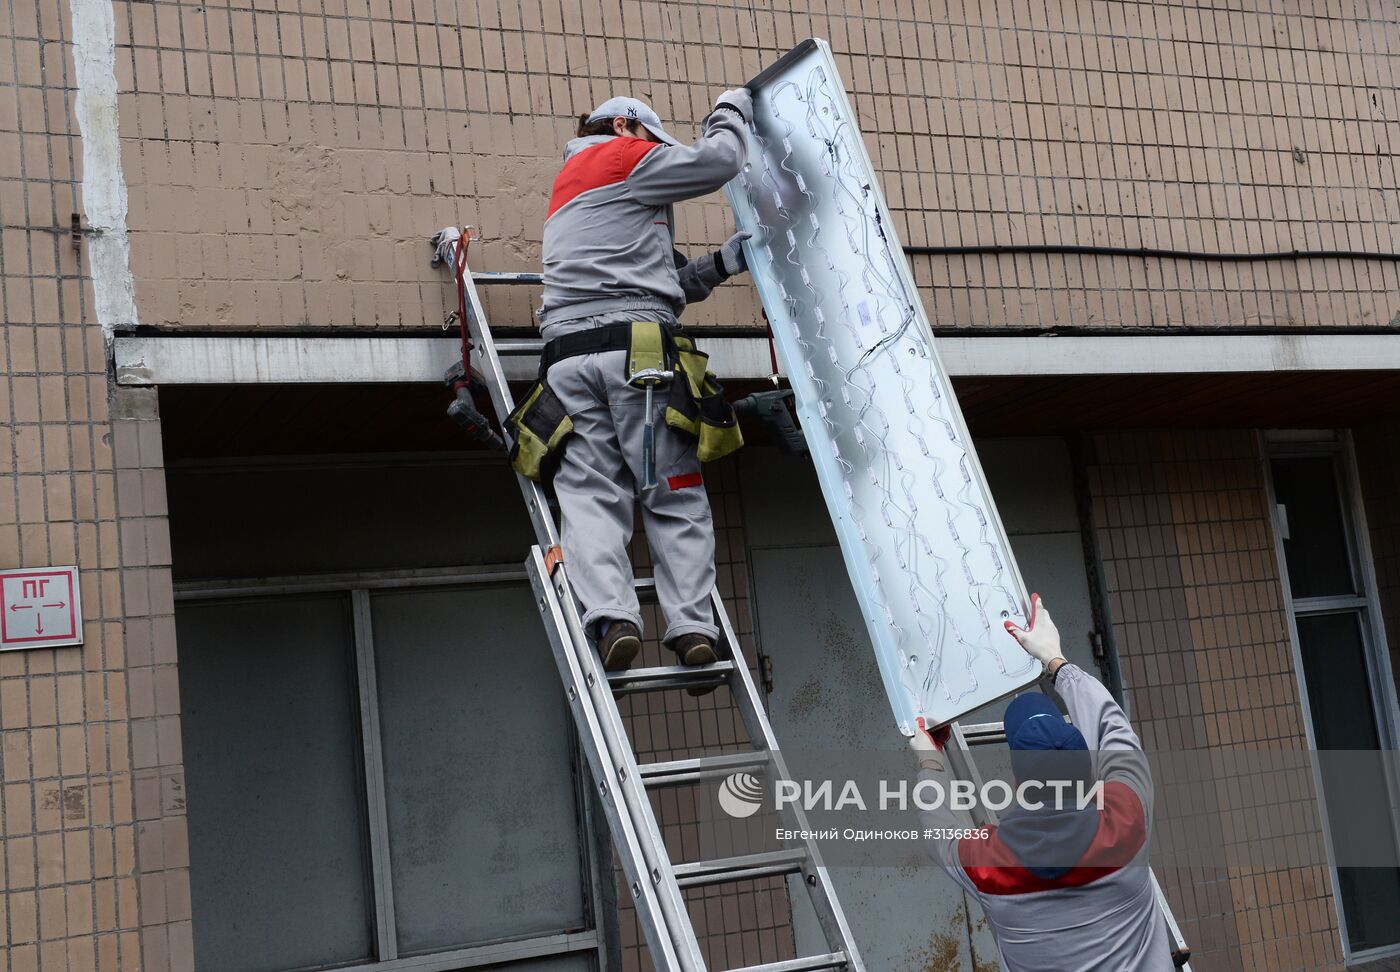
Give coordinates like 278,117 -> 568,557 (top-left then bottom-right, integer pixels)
726,39 -> 1040,731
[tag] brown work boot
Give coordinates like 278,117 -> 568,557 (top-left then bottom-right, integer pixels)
670,633 -> 719,696
597,621 -> 641,672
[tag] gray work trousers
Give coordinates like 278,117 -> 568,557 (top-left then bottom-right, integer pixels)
546,335 -> 719,644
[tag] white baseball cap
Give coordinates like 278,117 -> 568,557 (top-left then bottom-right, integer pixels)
586,96 -> 679,146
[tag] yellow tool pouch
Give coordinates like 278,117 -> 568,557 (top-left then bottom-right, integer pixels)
505,380 -> 573,482
663,333 -> 744,463
627,321 -> 668,379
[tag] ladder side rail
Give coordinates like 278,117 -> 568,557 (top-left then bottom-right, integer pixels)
460,249 -> 866,970
528,548 -> 706,971
548,554 -> 702,966
709,592 -> 868,971
454,247 -> 562,550
1150,871 -> 1193,969
460,249 -> 705,967
943,724 -> 994,829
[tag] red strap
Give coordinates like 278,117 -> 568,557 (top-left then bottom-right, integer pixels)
764,312 -> 780,380
667,472 -> 704,490
544,545 -> 564,576
453,232 -> 472,365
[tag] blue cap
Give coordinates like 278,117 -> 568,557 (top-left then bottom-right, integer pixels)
1005,692 -> 1086,751
1004,692 -> 1093,792
586,96 -> 679,146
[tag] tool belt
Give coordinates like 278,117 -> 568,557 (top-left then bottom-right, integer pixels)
506,321 -> 744,481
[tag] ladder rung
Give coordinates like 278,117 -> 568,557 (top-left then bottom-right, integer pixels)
607,661 -> 734,695
673,849 -> 808,889
956,721 -> 1007,746
957,715 -> 1070,748
492,339 -> 546,355
726,954 -> 848,972
638,752 -> 770,788
469,271 -> 543,285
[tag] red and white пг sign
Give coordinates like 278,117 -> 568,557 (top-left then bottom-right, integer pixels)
0,566 -> 83,651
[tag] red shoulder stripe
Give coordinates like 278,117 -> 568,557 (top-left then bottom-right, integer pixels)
957,781 -> 1146,896
547,139 -> 661,218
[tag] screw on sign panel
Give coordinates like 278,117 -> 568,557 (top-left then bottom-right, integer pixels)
0,567 -> 84,651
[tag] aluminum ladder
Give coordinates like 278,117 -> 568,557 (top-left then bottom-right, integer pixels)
944,721 -> 1193,969
445,251 -> 865,972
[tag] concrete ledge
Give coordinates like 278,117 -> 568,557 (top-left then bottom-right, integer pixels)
114,335 -> 777,385
940,333 -> 1400,377
114,333 -> 1400,385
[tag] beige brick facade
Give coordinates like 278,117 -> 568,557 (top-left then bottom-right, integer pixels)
110,0 -> 1400,335
5,0 -> 1400,970
3,0 -> 188,967
1085,430 -> 1343,972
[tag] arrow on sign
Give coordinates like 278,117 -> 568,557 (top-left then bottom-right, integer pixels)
42,602 -> 66,609
36,616 -> 43,634
10,604 -> 32,611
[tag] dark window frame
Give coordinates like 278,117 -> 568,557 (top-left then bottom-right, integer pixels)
1265,433 -> 1400,962
176,564 -> 609,972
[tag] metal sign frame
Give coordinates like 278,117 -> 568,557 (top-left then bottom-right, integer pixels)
0,566 -> 83,651
727,39 -> 1039,731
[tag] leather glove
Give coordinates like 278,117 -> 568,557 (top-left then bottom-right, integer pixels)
909,717 -> 951,769
716,230 -> 751,277
713,87 -> 753,124
1003,593 -> 1066,669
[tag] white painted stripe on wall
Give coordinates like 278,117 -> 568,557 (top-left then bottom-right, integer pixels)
69,0 -> 139,342
114,333 -> 1400,386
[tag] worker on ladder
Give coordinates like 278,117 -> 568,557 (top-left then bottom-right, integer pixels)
910,596 -> 1173,971
507,89 -> 753,675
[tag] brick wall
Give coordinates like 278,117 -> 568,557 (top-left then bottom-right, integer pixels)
110,392 -> 189,972
12,0 -> 1400,969
1,2 -> 190,969
111,0 -> 1400,335
1085,430 -> 1344,972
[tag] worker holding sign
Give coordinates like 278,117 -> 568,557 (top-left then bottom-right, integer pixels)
509,90 -> 753,677
911,595 -> 1172,972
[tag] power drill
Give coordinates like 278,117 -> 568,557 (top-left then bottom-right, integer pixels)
444,360 -> 507,452
734,389 -> 807,455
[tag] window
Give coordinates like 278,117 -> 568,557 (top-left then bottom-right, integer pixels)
1268,439 -> 1400,957
177,573 -> 605,972
178,593 -> 375,970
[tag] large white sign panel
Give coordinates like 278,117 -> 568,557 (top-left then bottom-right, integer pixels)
727,39 -> 1039,731
1,566 -> 83,651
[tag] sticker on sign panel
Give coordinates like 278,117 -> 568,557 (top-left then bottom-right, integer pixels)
726,39 -> 1039,732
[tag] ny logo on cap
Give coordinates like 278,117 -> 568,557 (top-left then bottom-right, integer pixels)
626,106 -> 638,118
